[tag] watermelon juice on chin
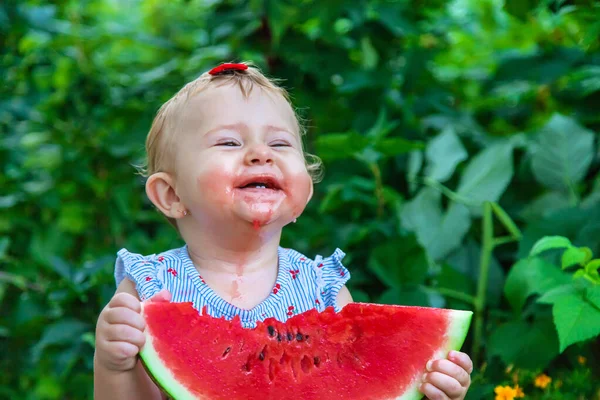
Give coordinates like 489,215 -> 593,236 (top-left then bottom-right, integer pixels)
94,62 -> 474,400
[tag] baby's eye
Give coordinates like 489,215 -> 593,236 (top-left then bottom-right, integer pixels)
270,141 -> 291,147
217,140 -> 240,147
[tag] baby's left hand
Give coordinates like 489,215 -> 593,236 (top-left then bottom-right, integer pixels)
420,351 -> 473,400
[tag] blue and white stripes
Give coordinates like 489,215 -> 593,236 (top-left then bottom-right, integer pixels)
114,245 -> 350,328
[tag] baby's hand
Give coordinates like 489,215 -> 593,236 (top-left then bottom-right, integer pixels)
95,289 -> 171,372
420,351 -> 473,400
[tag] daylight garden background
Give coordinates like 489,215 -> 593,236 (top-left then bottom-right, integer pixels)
1,0 -> 600,399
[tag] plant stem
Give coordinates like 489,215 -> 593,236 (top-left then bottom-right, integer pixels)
473,202 -> 493,365
493,235 -> 519,247
420,177 -> 480,207
368,162 -> 386,218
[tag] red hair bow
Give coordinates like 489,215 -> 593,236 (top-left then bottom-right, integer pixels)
208,63 -> 248,75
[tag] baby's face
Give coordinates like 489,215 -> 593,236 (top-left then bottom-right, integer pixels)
171,84 -> 313,229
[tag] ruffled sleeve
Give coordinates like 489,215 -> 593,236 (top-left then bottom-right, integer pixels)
313,248 -> 351,311
114,248 -> 165,301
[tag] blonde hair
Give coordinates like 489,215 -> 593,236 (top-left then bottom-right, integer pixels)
140,62 -> 323,182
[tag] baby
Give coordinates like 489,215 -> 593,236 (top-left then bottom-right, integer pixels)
94,63 -> 473,400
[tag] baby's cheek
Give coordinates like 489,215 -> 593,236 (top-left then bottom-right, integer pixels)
285,171 -> 312,217
195,169 -> 235,206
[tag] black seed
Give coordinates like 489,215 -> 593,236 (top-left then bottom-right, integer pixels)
296,333 -> 303,342
222,347 -> 231,357
267,326 -> 276,337
259,352 -> 265,361
277,334 -> 282,342
287,332 -> 293,341
314,356 -> 320,366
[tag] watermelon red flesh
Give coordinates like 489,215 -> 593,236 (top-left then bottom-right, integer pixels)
140,302 -> 472,400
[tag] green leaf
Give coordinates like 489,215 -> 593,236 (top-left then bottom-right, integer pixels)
378,286 -> 443,308
401,188 -> 471,260
31,319 -> 89,362
537,284 -> 579,305
585,259 -> 600,276
360,37 -> 379,70
374,137 -> 424,157
550,291 -> 600,352
314,132 -> 370,161
266,0 -> 298,46
425,128 -> 468,183
504,257 -> 571,313
368,235 -> 429,287
447,239 -> 505,307
488,318 -> 559,369
518,206 -> 600,259
520,191 -> 572,221
456,141 -> 514,210
530,113 -> 595,192
503,0 -> 538,21
564,65 -> 600,97
529,236 -> 572,257
586,287 -> 600,310
561,247 -> 592,269
0,237 -> 9,260
365,109 -> 399,139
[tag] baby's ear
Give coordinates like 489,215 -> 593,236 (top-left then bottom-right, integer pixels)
145,172 -> 185,219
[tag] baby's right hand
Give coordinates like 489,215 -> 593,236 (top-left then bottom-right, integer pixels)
95,289 -> 171,372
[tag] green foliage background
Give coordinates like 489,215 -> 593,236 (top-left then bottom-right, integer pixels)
1,0 -> 600,399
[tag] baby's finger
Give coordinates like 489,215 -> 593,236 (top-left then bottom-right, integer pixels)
428,359 -> 470,387
105,324 -> 146,348
420,382 -> 449,400
149,289 -> 172,303
109,292 -> 142,312
102,340 -> 140,363
424,372 -> 463,399
448,351 -> 473,374
104,307 -> 146,331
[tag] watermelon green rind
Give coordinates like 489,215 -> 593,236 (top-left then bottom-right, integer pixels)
140,303 -> 198,400
394,309 -> 472,400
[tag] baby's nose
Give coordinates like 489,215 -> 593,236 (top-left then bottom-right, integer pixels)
245,144 -> 274,165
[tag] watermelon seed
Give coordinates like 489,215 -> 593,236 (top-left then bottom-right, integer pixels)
222,347 -> 231,358
267,326 -> 275,337
258,345 -> 267,361
286,332 -> 293,341
296,333 -> 303,342
313,356 -> 320,367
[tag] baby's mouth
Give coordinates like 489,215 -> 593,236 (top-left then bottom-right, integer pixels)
235,176 -> 282,191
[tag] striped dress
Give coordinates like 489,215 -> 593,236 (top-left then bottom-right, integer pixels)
114,245 -> 351,328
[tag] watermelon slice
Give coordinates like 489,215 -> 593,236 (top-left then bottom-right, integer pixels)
140,302 -> 472,400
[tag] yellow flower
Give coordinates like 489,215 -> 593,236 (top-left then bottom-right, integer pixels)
494,385 -> 517,400
578,355 -> 586,365
534,373 -> 552,389
514,384 -> 525,398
